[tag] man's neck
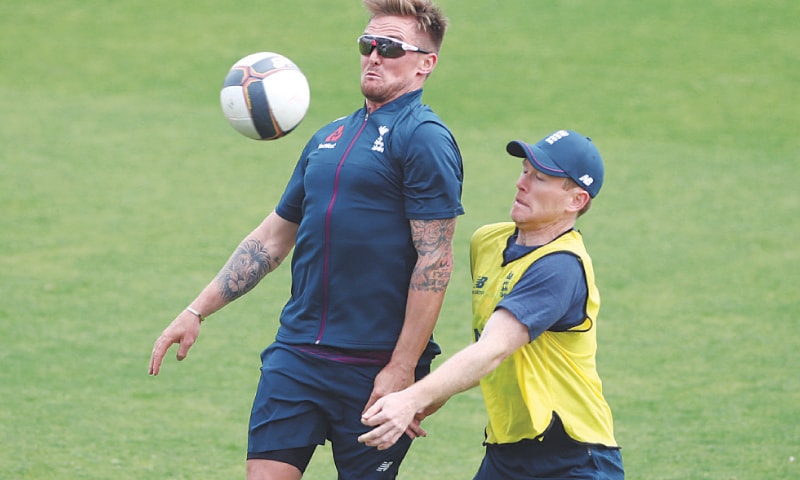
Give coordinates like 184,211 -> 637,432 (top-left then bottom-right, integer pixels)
515,220 -> 575,247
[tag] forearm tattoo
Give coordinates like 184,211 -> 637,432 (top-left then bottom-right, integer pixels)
216,238 -> 276,302
409,218 -> 456,293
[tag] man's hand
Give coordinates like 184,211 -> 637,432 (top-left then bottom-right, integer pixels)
363,361 -> 415,412
359,389 -> 425,450
148,310 -> 202,376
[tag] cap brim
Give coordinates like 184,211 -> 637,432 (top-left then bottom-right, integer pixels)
506,141 -> 568,178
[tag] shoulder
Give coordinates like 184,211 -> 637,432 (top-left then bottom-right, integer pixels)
407,105 -> 453,137
390,96 -> 454,140
509,253 -> 585,312
473,222 -> 515,242
312,110 -> 362,140
471,223 -> 515,254
529,251 -> 583,278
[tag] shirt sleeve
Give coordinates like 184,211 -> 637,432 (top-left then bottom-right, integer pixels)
275,136 -> 320,224
496,252 -> 588,341
401,121 -> 464,220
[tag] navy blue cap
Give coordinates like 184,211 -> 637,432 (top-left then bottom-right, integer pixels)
506,130 -> 604,198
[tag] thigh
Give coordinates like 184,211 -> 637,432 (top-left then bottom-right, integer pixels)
328,363 -> 430,480
586,445 -> 624,480
246,458 -> 303,480
247,445 -> 317,475
331,428 -> 413,480
247,344 -> 329,455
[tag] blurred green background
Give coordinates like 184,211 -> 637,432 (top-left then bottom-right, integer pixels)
1,0 -> 798,478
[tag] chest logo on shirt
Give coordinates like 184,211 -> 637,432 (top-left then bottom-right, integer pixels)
473,275 -> 489,295
371,126 -> 389,153
500,272 -> 514,298
318,125 -> 344,150
325,125 -> 344,142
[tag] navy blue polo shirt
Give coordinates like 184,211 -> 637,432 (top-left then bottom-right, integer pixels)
274,90 -> 464,361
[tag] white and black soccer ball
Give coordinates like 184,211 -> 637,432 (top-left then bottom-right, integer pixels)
220,52 -> 310,140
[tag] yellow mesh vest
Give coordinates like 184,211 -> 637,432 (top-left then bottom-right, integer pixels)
470,222 -> 617,446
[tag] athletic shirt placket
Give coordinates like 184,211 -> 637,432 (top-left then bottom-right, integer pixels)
316,112 -> 369,344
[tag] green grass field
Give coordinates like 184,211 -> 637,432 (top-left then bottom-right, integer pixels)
2,0 -> 798,478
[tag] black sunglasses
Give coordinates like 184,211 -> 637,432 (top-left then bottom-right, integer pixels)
357,35 -> 432,59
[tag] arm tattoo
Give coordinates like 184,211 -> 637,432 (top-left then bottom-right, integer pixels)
216,238 -> 276,302
409,218 -> 456,293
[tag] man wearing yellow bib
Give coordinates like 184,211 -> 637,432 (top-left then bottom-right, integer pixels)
359,129 -> 624,479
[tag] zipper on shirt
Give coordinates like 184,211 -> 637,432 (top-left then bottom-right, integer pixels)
316,112 -> 370,344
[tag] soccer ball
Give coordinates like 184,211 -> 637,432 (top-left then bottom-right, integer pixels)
220,52 -> 310,140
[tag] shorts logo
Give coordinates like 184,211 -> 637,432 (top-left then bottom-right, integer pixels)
376,460 -> 393,472
372,126 -> 389,152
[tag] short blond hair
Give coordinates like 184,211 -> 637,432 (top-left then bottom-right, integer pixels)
363,0 -> 448,51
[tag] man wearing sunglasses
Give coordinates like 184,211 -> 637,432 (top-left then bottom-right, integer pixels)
149,0 -> 462,479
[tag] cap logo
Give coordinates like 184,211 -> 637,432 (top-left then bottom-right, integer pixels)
578,174 -> 594,186
544,130 -> 570,145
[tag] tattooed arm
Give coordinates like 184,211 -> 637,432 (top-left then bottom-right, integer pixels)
149,211 -> 298,375
364,217 -> 457,409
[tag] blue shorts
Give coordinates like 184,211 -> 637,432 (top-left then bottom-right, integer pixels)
247,342 -> 430,479
473,417 -> 624,480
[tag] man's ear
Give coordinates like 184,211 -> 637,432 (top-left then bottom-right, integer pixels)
569,190 -> 591,213
420,53 -> 438,75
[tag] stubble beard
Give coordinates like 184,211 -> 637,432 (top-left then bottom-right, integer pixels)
361,81 -> 390,105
